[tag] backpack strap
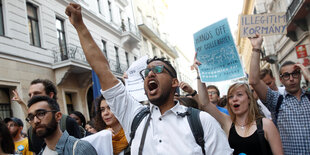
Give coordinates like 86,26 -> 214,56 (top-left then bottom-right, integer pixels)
72,139 -> 80,155
274,95 -> 283,126
124,107 -> 150,155
256,118 -> 267,155
185,107 -> 206,155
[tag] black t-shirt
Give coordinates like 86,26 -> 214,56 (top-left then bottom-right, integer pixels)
28,115 -> 81,154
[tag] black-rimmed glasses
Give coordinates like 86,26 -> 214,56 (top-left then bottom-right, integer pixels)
139,65 -> 175,80
280,70 -> 300,80
26,109 -> 58,123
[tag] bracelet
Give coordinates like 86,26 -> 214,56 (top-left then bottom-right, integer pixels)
252,48 -> 261,53
197,76 -> 200,79
190,90 -> 197,97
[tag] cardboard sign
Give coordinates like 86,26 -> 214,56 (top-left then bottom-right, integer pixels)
296,45 -> 308,59
240,12 -> 287,37
193,18 -> 245,82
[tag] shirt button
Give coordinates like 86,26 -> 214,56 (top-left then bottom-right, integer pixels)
159,140 -> 162,143
159,118 -> 162,121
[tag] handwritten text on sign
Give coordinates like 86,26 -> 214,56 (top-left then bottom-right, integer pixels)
194,18 -> 245,82
240,12 -> 287,37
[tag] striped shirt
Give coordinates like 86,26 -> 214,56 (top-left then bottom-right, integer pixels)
264,87 -> 310,154
38,131 -> 97,155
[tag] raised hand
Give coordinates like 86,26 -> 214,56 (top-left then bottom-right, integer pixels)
12,89 -> 23,104
294,63 -> 310,81
248,34 -> 263,49
179,82 -> 194,94
65,3 -> 84,29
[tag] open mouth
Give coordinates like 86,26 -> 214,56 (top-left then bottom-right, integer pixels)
148,80 -> 158,91
233,104 -> 240,108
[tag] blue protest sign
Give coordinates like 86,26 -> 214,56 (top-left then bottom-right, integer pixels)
193,18 -> 245,82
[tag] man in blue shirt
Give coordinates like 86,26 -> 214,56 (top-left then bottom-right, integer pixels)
207,85 -> 229,115
249,35 -> 310,154
26,96 -> 97,155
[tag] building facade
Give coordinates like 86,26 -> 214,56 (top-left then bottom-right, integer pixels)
0,0 -> 140,126
132,0 -> 178,69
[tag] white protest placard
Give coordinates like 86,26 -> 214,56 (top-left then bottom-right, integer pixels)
125,56 -> 148,102
240,12 -> 287,37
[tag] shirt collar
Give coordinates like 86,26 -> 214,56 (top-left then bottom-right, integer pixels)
55,130 -> 69,154
149,101 -> 187,116
283,88 -> 306,97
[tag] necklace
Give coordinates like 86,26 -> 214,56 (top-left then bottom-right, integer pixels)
236,122 -> 248,130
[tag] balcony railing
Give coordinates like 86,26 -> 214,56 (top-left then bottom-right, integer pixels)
53,44 -> 86,63
286,0 -> 303,23
121,19 -> 140,37
53,44 -> 127,74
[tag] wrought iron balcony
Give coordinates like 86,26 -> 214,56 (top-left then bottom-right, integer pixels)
53,44 -> 87,63
108,59 -> 128,75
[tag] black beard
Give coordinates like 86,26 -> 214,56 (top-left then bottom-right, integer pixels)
33,116 -> 58,139
147,86 -> 171,107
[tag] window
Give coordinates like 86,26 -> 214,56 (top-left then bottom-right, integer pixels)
125,52 -> 129,68
108,1 -> 112,21
0,88 -> 12,119
152,45 -> 156,57
27,2 -> 41,47
115,46 -> 120,69
0,0 -> 4,36
97,0 -> 102,14
102,40 -> 107,57
56,18 -> 67,60
65,93 -> 74,114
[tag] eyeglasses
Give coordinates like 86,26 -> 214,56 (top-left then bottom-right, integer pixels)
139,65 -> 175,80
208,91 -> 218,95
280,70 -> 300,80
26,109 -> 58,123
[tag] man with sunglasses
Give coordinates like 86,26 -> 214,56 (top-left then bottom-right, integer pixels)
249,35 -> 310,154
26,96 -> 97,155
66,3 -> 232,154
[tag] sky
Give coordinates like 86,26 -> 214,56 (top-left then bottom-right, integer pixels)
165,0 -> 245,95
166,0 -> 244,60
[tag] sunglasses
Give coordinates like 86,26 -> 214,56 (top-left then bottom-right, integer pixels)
280,70 -> 300,80
140,65 -> 175,80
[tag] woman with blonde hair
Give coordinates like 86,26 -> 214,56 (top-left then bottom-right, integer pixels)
194,59 -> 283,155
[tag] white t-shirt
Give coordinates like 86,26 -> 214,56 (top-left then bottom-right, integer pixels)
42,146 -> 57,155
101,82 -> 233,155
82,130 -> 113,155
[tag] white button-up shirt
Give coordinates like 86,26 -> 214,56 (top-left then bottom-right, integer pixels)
101,82 -> 233,155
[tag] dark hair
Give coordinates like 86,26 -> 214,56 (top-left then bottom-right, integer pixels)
27,96 -> 60,112
147,56 -> 177,78
86,120 -> 95,128
260,68 -> 274,79
31,79 -> 58,100
178,97 -> 199,109
218,95 -> 227,107
94,95 -> 107,131
279,61 -> 296,74
206,85 -> 220,96
70,111 -> 86,128
0,121 -> 15,154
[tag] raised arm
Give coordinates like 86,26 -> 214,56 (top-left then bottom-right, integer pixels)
12,89 -> 27,117
193,57 -> 231,135
248,35 -> 269,101
179,81 -> 200,105
65,3 -> 118,90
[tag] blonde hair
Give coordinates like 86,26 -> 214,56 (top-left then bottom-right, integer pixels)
227,83 -> 263,125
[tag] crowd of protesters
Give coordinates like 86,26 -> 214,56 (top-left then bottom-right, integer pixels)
1,2 -> 310,155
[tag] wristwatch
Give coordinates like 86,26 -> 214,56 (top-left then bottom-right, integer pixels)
190,90 -> 197,97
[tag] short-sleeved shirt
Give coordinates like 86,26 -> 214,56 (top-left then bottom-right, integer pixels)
101,82 -> 233,155
264,87 -> 310,154
15,138 -> 33,155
